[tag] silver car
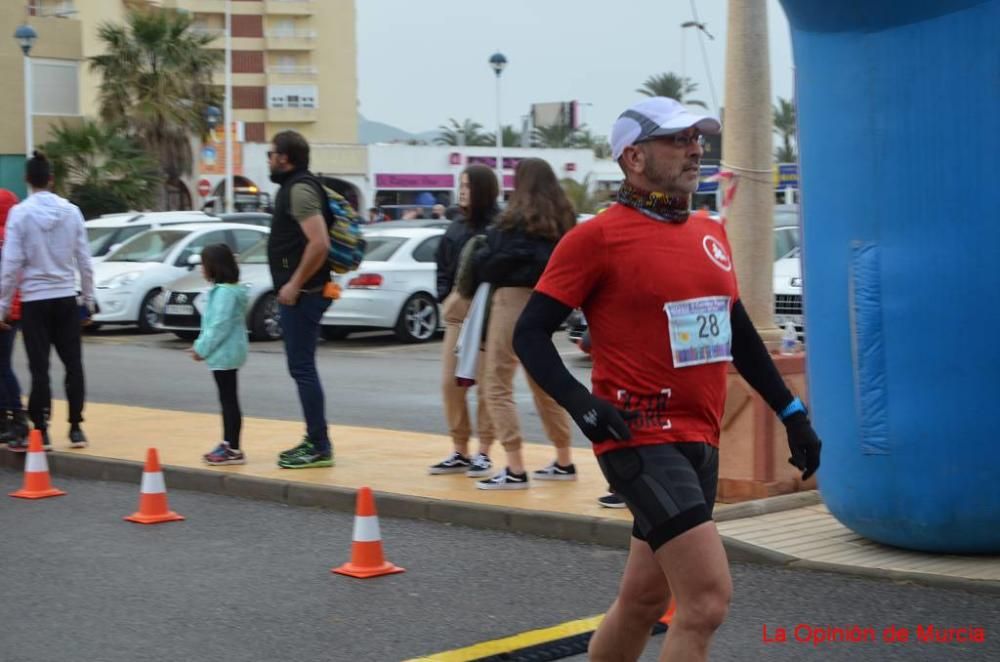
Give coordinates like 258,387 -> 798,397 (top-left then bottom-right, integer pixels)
155,239 -> 281,341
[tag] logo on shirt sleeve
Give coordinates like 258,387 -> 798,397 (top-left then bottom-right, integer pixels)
702,235 -> 732,272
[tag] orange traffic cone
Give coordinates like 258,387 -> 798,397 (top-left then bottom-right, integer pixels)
332,486 -> 405,578
9,430 -> 65,499
124,448 -> 184,525
659,599 -> 676,625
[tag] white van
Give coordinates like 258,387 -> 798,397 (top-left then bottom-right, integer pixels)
86,211 -> 219,262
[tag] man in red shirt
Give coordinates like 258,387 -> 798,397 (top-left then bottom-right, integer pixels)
514,97 -> 821,661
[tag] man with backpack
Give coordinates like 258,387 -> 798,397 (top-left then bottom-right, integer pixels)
267,130 -> 336,469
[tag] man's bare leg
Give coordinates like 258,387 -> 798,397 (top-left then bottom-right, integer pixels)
656,521 -> 732,661
589,536 -> 670,661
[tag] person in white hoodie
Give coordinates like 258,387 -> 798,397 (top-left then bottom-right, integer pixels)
0,152 -> 94,450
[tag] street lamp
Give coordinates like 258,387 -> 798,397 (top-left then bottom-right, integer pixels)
223,0 -> 233,214
14,23 -> 38,158
489,52 -> 507,201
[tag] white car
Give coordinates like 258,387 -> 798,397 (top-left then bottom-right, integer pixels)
86,211 -> 219,262
155,238 -> 281,342
91,223 -> 270,332
772,205 -> 803,336
322,227 -> 445,342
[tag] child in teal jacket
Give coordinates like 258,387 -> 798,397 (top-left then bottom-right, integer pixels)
189,244 -> 249,465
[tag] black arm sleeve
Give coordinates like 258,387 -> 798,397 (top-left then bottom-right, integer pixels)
513,292 -> 590,407
730,299 -> 796,414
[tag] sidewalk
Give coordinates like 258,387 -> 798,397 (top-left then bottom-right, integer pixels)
7,400 -> 998,593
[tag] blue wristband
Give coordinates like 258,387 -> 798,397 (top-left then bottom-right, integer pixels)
780,397 -> 807,421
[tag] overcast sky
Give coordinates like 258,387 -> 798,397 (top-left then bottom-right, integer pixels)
355,0 -> 794,138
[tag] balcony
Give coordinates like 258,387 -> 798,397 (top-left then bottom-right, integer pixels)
267,107 -> 318,123
264,0 -> 315,15
264,31 -> 317,51
28,1 -> 76,17
266,65 -> 319,82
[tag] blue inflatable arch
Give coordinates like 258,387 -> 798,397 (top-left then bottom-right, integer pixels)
779,0 -> 1000,552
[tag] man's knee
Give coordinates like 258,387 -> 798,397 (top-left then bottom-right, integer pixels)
618,584 -> 671,628
676,582 -> 732,634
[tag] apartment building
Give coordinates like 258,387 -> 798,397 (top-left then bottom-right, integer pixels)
1,0 -> 364,207
0,1 -> 84,197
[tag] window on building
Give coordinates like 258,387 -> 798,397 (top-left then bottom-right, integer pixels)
31,59 -> 79,116
268,85 -> 318,110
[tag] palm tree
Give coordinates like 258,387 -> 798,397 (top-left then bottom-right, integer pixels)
773,97 -> 797,162
501,124 -> 522,147
560,177 -> 598,214
434,118 -> 493,146
43,120 -> 160,219
532,121 -> 581,148
636,73 -> 707,108
90,8 -> 222,209
573,128 -> 611,159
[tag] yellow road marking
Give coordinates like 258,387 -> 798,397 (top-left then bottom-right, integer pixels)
403,614 -> 604,661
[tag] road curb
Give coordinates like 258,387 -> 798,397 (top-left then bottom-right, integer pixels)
5,451 -> 996,593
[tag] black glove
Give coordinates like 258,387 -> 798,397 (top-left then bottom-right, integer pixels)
783,411 -> 821,481
564,389 -> 634,444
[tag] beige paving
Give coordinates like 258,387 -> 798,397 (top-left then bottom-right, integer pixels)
38,401 -> 999,586
46,400 -> 635,523
718,503 -> 1000,584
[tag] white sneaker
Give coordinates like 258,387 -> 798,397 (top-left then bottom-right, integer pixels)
465,453 -> 493,478
476,467 -> 529,490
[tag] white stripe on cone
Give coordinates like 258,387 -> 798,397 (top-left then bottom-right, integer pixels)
140,471 -> 167,494
25,451 -> 49,473
352,515 -> 382,542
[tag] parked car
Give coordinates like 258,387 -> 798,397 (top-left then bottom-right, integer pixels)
322,227 -> 445,343
91,223 -> 269,333
155,238 -> 281,342
771,205 -> 804,337
86,211 -> 219,262
215,212 -> 272,228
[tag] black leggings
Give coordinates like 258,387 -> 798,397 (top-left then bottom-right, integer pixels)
213,370 -> 242,449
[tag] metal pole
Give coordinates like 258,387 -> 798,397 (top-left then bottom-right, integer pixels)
224,0 -> 234,214
24,54 -> 33,157
495,73 -> 503,202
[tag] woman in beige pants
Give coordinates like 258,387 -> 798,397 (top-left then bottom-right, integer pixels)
429,165 -> 499,477
469,159 -> 577,490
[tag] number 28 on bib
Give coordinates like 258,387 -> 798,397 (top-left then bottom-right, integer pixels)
663,296 -> 733,368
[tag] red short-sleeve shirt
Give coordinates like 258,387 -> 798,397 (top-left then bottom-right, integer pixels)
535,204 -> 739,455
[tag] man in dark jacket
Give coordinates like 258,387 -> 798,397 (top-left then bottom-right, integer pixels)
266,130 -> 334,469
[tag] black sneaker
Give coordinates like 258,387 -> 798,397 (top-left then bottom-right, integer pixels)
277,439 -> 333,469
69,427 -> 88,449
465,453 -> 493,478
533,461 -> 577,481
6,437 -> 27,452
597,492 -> 627,509
428,451 -> 471,475
41,429 -> 51,452
279,436 -> 313,460
476,467 -> 529,490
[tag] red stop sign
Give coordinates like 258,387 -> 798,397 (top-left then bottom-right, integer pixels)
197,179 -> 212,197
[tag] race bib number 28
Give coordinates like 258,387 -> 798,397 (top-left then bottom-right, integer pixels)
663,296 -> 733,368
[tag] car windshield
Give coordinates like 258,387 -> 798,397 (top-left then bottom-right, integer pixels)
239,238 -> 269,264
363,236 -> 407,261
106,229 -> 188,263
87,227 -> 117,255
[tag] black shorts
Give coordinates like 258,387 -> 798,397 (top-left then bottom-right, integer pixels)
597,442 -> 719,551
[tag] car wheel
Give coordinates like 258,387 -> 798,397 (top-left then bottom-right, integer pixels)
394,292 -> 438,343
249,292 -> 282,341
137,289 -> 162,334
173,330 -> 198,341
321,326 -> 350,341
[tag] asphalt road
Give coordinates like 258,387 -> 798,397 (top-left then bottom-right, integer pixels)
11,328 -> 594,450
1,471 -> 996,662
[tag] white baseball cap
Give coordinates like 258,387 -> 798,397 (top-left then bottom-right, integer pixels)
610,97 -> 721,160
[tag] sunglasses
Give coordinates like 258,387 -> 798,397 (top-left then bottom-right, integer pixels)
637,133 -> 705,148
267,151 -> 283,159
